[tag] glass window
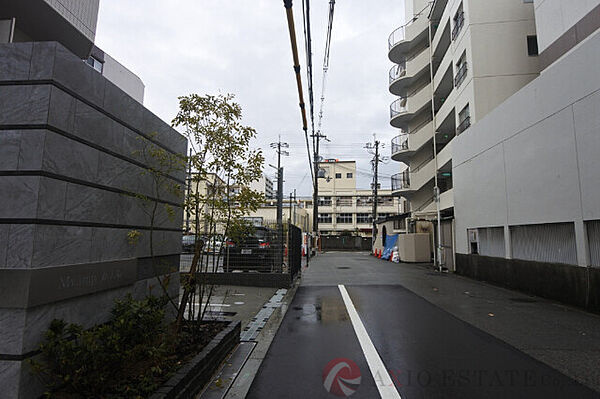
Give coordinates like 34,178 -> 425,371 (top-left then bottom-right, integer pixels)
336,196 -> 353,206
357,213 -> 372,224
346,173 -> 353,178
335,173 -> 342,179
86,56 -> 103,73
336,213 -> 353,224
318,196 -> 332,206
318,213 -> 332,223
356,196 -> 372,207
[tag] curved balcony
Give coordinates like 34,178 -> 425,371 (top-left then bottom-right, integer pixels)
389,62 -> 407,88
389,82 -> 432,129
391,170 -> 415,196
388,26 -> 408,63
389,48 -> 430,96
391,133 -> 414,163
388,13 -> 430,64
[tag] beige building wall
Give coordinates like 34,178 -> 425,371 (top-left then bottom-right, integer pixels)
318,160 -> 357,193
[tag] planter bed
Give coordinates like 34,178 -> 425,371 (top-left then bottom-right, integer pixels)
151,320 -> 241,399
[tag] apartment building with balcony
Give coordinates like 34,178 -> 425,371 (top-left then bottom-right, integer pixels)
300,160 -> 406,236
388,0 -> 539,265
453,1 -> 600,312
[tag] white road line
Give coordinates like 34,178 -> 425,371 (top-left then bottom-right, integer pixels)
338,284 -> 402,399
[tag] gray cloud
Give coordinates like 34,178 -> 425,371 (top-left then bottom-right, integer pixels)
95,0 -> 406,196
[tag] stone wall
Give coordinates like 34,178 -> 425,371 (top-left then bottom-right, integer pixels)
0,41 -> 187,398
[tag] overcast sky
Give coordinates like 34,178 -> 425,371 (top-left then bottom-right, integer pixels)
95,0 -> 406,197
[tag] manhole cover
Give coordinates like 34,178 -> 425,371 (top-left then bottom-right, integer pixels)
509,297 -> 537,303
337,267 -> 351,269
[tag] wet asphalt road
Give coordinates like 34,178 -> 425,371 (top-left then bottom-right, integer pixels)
246,253 -> 599,399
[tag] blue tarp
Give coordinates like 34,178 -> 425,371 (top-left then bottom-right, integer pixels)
382,234 -> 398,260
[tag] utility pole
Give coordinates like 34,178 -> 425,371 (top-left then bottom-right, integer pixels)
293,188 -> 297,225
270,139 -> 289,269
365,136 -> 387,247
289,192 -> 293,223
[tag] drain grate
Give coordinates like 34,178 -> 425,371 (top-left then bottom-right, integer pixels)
241,288 -> 287,341
337,267 -> 351,269
205,310 -> 237,317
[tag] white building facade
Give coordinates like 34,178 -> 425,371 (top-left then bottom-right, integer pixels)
453,1 -> 600,311
388,0 -> 540,265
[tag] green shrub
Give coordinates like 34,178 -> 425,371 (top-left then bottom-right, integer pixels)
31,294 -> 174,398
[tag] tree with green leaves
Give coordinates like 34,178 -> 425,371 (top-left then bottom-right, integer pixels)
172,93 -> 264,329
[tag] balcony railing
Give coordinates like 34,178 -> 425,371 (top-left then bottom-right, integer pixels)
452,11 -> 464,41
454,62 -> 467,88
390,97 -> 408,119
389,62 -> 407,84
457,116 -> 471,134
391,133 -> 409,154
388,26 -> 406,50
391,170 -> 410,190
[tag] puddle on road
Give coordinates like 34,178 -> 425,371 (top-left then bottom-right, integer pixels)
292,296 -> 348,323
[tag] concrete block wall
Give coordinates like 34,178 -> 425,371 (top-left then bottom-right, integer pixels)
0,41 -> 187,398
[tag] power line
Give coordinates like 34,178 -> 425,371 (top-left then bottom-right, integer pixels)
282,0 -> 314,186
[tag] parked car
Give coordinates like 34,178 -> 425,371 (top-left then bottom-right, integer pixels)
204,234 -> 225,254
223,227 -> 280,272
182,234 -> 204,253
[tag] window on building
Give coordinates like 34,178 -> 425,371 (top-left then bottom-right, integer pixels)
318,196 -> 332,206
336,213 -> 353,224
346,173 -> 353,178
527,35 -> 539,56
394,218 -> 406,230
454,51 -> 468,88
335,173 -> 342,179
336,196 -> 353,207
85,56 -> 103,73
452,3 -> 464,41
318,213 -> 332,223
356,196 -> 372,207
457,104 -> 471,134
377,196 -> 394,206
357,213 -> 372,224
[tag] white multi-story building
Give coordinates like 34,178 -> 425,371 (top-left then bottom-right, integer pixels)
250,174 -> 275,200
388,0 -> 539,266
300,160 -> 407,236
452,1 -> 600,311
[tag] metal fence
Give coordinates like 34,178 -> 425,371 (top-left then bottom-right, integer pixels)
181,221 -> 303,288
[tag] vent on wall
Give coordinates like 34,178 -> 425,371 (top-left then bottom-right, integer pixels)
511,222 -> 577,265
586,220 -> 600,267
